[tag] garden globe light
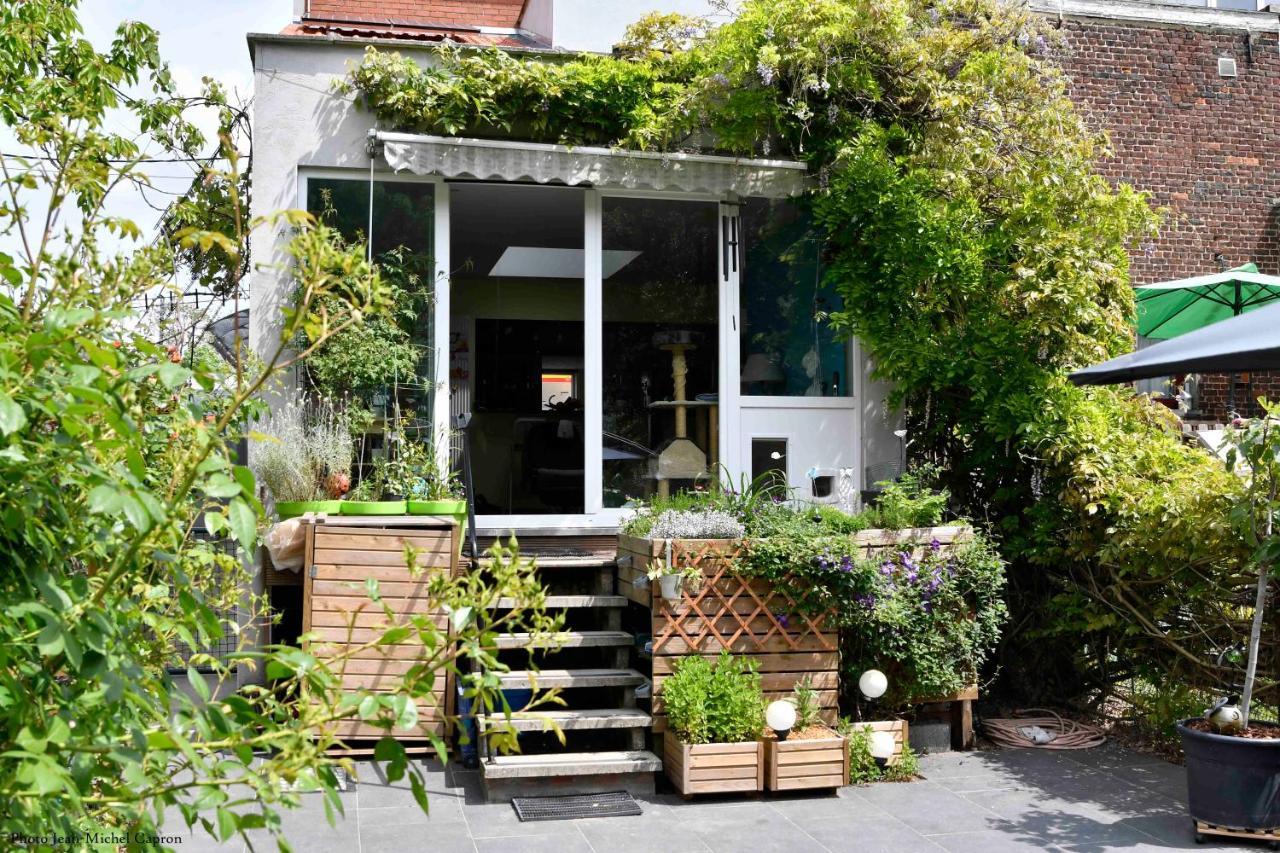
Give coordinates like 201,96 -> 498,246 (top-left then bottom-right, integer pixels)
869,730 -> 896,766
859,669 -> 888,700
766,699 -> 797,740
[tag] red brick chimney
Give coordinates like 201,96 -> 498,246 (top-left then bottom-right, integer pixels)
286,0 -> 548,47
301,0 -> 530,29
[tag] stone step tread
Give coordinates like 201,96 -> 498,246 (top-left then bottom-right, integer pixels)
497,668 -> 646,689
474,555 -> 614,569
494,630 -> 632,649
486,595 -> 627,609
482,750 -> 662,780
478,708 -> 652,732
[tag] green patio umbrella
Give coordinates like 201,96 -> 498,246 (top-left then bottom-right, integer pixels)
1136,263 -> 1280,340
1135,262 -> 1280,414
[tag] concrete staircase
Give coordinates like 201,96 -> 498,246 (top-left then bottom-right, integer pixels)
473,546 -> 660,802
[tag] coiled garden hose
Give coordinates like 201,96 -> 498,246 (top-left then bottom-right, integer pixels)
981,708 -> 1107,749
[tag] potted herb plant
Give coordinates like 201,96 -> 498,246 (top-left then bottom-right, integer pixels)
253,400 -> 353,519
763,677 -> 849,791
662,652 -> 765,796
1179,405 -> 1280,836
404,435 -> 467,524
647,561 -> 701,600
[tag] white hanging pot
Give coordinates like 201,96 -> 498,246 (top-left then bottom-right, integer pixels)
659,574 -> 682,600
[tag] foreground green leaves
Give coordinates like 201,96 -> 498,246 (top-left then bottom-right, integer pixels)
0,3 -> 560,850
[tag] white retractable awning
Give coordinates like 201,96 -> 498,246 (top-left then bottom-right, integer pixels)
373,131 -> 810,198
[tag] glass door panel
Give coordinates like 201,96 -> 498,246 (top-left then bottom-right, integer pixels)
601,197 -> 719,506
449,183 -> 584,515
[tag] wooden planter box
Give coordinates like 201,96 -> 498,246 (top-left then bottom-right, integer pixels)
847,719 -> 909,766
619,526 -> 974,738
765,726 -> 849,791
300,516 -> 460,748
663,731 -> 764,796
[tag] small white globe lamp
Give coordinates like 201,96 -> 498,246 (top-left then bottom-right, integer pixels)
869,730 -> 897,766
859,669 -> 888,700
765,699 -> 798,741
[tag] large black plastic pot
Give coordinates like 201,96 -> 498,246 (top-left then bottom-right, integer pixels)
1179,718 -> 1280,830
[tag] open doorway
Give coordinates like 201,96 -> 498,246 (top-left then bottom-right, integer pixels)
449,183 -> 585,515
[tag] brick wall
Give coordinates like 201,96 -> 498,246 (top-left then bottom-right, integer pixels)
1052,15 -> 1280,418
304,0 -> 527,28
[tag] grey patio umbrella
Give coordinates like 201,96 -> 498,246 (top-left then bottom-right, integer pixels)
1068,298 -> 1280,387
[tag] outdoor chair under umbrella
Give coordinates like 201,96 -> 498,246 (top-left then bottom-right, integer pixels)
1136,262 -> 1280,413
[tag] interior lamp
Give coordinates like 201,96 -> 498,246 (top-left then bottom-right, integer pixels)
868,730 -> 897,766
859,669 -> 888,700
765,699 -> 798,741
742,353 -> 784,385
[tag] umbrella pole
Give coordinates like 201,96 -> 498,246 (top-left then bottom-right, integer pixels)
1229,377 -> 1236,419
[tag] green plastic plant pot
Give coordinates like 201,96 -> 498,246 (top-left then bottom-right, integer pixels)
406,499 -> 467,516
275,500 -> 342,519
339,500 -> 407,516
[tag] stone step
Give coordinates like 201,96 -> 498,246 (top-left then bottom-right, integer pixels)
486,594 -> 627,609
482,750 -> 662,780
475,555 -> 614,570
494,630 -> 632,649
496,668 -> 646,689
478,708 -> 652,733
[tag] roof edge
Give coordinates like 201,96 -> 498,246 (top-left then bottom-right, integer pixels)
1029,0 -> 1280,32
246,30 -> 569,62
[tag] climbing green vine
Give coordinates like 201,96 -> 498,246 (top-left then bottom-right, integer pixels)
346,0 -> 1255,717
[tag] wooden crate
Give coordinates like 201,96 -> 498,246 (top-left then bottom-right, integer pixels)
846,719 -> 909,766
301,517 -> 459,744
765,727 -> 849,791
663,732 -> 764,796
621,535 -> 839,733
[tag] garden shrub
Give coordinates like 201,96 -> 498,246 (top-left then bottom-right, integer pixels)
663,652 -> 766,744
840,720 -> 919,784
344,0 -> 1259,718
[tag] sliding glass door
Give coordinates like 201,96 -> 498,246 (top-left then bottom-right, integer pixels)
600,197 -> 720,506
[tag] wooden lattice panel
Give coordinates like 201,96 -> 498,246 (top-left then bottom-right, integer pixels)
302,518 -> 459,744
626,526 -> 975,734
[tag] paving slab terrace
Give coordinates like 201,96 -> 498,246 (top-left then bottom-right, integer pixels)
169,745 -> 1263,852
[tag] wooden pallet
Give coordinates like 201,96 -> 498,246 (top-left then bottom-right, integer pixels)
1195,820 -> 1280,848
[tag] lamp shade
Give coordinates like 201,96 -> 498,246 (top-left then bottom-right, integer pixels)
859,669 -> 888,700
742,352 -> 784,383
765,699 -> 797,734
868,730 -> 896,761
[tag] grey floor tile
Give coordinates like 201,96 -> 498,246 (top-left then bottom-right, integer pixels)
674,805 -> 831,853
473,829 -> 593,853
362,820 -> 477,852
766,788 -> 890,822
575,814 -> 712,852
802,816 -> 942,852
930,828 -> 1063,852
855,780 -> 1003,835
464,802 -> 575,838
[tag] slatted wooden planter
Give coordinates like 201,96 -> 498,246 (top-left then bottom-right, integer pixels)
301,516 -> 460,746
764,727 -> 850,791
847,719 -> 909,766
663,731 -> 764,796
619,526 -> 974,739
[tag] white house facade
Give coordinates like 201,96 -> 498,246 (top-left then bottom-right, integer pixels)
247,0 -> 902,534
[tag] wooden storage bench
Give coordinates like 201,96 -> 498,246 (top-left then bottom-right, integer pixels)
301,515 -> 460,748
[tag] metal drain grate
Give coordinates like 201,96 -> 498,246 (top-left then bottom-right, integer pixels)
511,791 -> 642,822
